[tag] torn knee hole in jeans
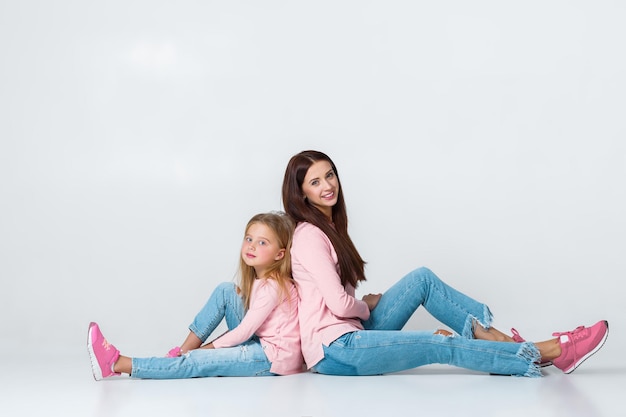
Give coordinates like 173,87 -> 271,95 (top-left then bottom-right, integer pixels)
434,329 -> 453,337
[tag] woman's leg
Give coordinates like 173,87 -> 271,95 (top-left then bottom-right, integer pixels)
473,322 -> 516,342
179,282 -> 244,352
127,339 -> 275,378
362,267 -> 494,339
313,330 -> 542,377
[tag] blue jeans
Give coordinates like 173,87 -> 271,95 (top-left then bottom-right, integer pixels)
132,282 -> 276,378
313,267 -> 541,377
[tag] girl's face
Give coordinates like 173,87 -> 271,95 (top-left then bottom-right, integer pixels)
241,222 -> 285,278
301,160 -> 339,220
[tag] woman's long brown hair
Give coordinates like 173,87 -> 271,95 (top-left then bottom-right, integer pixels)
282,150 -> 366,288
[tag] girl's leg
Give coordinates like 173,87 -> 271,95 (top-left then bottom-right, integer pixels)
128,339 -> 275,379
114,355 -> 132,374
362,267 -> 492,338
313,330 -> 542,377
179,282 -> 244,352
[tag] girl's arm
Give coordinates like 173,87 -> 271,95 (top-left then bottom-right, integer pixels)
211,280 -> 278,348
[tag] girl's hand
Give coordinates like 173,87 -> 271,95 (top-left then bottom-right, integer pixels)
362,293 -> 382,311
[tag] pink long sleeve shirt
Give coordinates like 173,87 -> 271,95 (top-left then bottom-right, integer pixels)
212,278 -> 303,375
290,222 -> 370,369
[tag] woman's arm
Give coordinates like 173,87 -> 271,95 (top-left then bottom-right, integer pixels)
293,224 -> 370,320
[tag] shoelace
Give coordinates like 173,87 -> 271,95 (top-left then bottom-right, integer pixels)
102,338 -> 114,351
552,325 -> 586,340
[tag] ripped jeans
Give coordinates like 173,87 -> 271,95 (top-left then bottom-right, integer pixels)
312,267 -> 541,377
132,282 -> 275,378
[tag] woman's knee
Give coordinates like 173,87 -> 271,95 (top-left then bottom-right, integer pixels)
410,266 -> 437,282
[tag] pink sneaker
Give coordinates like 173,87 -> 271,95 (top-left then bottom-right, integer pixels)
165,346 -> 181,358
510,328 -> 552,367
552,320 -> 609,374
87,322 -> 121,381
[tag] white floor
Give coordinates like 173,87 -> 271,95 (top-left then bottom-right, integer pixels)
2,352 -> 624,417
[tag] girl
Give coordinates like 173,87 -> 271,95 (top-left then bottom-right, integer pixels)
281,150 -> 608,377
87,211 -> 303,380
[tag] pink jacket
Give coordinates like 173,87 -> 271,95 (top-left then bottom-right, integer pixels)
290,222 -> 370,368
212,278 -> 303,375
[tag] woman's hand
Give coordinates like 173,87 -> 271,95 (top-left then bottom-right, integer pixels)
362,293 -> 382,311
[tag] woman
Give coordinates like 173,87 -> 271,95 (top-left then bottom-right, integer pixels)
281,150 -> 608,377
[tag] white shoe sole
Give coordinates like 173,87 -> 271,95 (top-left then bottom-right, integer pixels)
87,323 -> 104,381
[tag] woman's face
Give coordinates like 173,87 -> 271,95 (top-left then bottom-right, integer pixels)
301,160 -> 339,220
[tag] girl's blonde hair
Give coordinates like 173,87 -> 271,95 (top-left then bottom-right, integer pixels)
238,211 -> 295,310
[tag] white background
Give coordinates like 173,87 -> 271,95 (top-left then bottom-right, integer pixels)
1,1 -> 624,363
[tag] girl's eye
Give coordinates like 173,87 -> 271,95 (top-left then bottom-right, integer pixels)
259,241 -> 267,246
245,237 -> 252,242
311,180 -> 319,186
327,172 -> 334,179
